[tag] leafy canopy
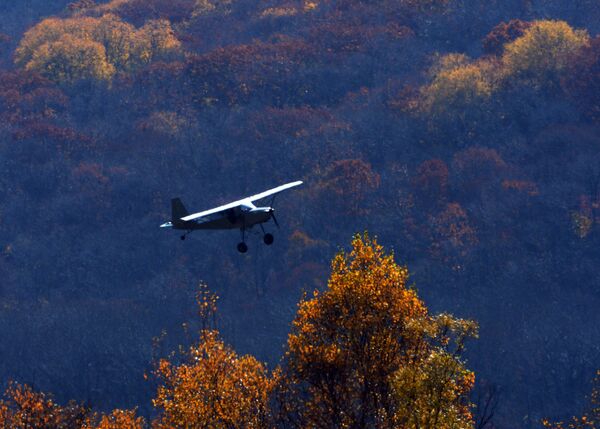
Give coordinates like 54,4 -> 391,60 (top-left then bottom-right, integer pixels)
152,286 -> 276,429
503,20 -> 589,86
15,14 -> 180,82
419,54 -> 496,118
284,233 -> 478,428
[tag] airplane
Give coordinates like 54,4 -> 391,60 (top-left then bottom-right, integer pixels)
160,181 -> 303,253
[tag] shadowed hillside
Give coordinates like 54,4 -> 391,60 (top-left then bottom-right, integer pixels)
1,0 -> 600,427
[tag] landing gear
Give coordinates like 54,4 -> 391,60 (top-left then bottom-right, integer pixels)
238,227 -> 248,253
181,230 -> 192,240
260,224 -> 274,246
263,233 -> 274,245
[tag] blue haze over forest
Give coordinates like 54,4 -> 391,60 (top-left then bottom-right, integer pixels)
1,0 -> 600,427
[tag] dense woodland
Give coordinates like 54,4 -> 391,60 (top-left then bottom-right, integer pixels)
1,0 -> 600,427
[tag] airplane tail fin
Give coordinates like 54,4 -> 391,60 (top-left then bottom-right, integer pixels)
171,198 -> 189,222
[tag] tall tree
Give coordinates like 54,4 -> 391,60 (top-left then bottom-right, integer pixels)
152,286 -> 277,429
283,234 -> 478,428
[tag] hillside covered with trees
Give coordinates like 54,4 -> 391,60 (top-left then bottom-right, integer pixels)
1,0 -> 600,427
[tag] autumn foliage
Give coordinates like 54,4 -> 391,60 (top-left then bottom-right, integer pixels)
0,382 -> 145,429
0,236 -> 478,429
0,382 -> 87,429
3,0 -> 600,427
283,234 -> 477,428
502,20 -> 589,87
15,14 -> 180,82
150,284 -> 275,428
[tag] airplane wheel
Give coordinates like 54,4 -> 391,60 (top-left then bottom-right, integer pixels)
180,235 -> 186,241
263,233 -> 274,245
237,242 -> 248,253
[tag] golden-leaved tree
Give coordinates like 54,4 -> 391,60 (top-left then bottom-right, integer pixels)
151,286 -> 277,429
283,233 -> 478,429
503,20 -> 589,87
15,14 -> 180,83
25,34 -> 116,83
419,53 -> 496,117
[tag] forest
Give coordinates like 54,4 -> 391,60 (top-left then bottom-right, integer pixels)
1,0 -> 600,427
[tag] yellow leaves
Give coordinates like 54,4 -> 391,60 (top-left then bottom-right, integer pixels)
15,14 -> 181,83
135,20 -> 181,64
417,20 -> 589,121
26,34 -> 116,83
419,55 -> 496,117
92,14 -> 138,69
192,0 -> 233,17
196,282 -> 219,328
284,233 -> 477,428
392,351 -> 475,429
503,20 -> 589,86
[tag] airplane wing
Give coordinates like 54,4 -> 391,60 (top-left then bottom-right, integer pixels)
180,181 -> 303,222
246,180 -> 303,203
180,199 -> 251,222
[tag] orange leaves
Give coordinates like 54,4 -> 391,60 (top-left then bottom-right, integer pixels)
85,409 -> 146,429
152,286 -> 274,428
152,330 -> 276,429
284,233 -> 477,428
0,382 -> 145,429
0,382 -> 87,429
